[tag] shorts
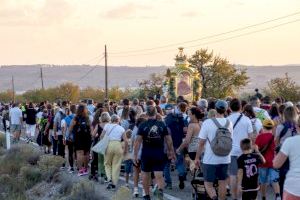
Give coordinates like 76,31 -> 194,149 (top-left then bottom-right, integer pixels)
11,124 -> 21,132
229,156 -> 238,176
202,164 -> 229,182
141,157 -> 165,172
26,124 -> 36,137
124,159 -> 133,174
242,191 -> 258,200
259,168 -> 279,184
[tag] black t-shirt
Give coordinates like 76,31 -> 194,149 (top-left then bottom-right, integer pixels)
26,108 -> 37,125
237,153 -> 263,191
137,119 -> 169,159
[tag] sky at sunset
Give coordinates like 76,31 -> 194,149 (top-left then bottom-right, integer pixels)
1,0 -> 300,66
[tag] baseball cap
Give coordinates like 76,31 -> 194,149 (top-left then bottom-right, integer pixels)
263,119 -> 275,128
165,104 -> 174,110
215,100 -> 228,110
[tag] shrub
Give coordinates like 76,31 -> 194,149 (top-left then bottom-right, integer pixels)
0,134 -> 5,149
20,166 -> 43,189
38,155 -> 64,181
0,144 -> 41,175
112,186 -> 131,200
68,180 -> 107,200
57,173 -> 76,195
0,174 -> 26,199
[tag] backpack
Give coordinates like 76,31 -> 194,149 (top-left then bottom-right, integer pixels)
65,114 -> 75,141
256,110 -> 266,122
73,117 -> 91,139
56,111 -> 66,131
209,118 -> 232,157
3,111 -> 9,121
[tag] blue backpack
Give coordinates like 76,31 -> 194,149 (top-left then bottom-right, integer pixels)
65,114 -> 75,141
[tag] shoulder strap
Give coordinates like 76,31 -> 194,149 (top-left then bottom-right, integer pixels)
233,113 -> 243,129
279,124 -> 289,140
106,125 -> 117,137
211,118 -> 222,128
259,135 -> 274,154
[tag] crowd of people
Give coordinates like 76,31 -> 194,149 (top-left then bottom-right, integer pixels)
1,93 -> 300,200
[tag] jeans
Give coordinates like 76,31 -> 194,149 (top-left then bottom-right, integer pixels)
175,153 -> 186,179
164,158 -> 172,184
164,153 -> 186,184
52,135 -> 65,159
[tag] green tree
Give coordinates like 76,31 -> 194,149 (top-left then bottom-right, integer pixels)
0,90 -> 14,102
138,73 -> 164,98
263,73 -> 300,102
189,49 -> 248,98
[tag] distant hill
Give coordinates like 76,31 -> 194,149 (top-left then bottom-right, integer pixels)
0,64 -> 299,93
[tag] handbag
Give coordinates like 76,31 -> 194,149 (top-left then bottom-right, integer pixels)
92,125 -> 117,155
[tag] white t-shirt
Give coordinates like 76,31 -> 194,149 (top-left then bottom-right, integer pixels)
198,118 -> 233,165
9,107 -> 22,125
280,135 -> 300,196
104,123 -> 125,141
227,113 -> 253,156
253,107 -> 271,121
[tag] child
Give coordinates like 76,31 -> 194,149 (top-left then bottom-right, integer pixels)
237,138 -> 265,200
255,119 -> 281,200
123,130 -> 133,187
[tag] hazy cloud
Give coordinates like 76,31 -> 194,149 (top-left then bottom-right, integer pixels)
103,2 -> 151,19
0,0 -> 73,26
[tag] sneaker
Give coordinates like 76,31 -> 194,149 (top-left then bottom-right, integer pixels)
60,166 -> 66,170
152,184 -> 158,193
82,168 -> 88,176
106,183 -> 116,191
125,183 -> 130,188
133,187 -> 139,198
142,189 -> 146,197
275,196 -> 281,200
68,168 -> 74,174
143,195 -> 151,200
77,168 -> 85,176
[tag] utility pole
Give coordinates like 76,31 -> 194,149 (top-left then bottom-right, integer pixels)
105,45 -> 108,99
11,76 -> 15,103
40,67 -> 44,89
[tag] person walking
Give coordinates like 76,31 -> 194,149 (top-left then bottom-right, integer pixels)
134,105 -> 175,200
227,99 -> 254,200
9,103 -> 23,143
195,100 -> 233,200
274,118 -> 300,200
69,104 -> 92,176
103,114 -> 128,190
25,102 -> 37,143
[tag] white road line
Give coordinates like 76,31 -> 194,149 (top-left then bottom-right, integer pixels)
119,176 -> 182,200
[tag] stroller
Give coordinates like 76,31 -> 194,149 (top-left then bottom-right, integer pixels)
191,168 -> 218,200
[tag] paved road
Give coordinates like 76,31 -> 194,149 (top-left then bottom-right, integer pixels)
0,125 -> 276,200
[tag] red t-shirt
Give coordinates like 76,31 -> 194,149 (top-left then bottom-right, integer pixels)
255,132 -> 275,168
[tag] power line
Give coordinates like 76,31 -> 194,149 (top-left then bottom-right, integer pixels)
109,18 -> 300,58
110,10 -> 300,55
77,55 -> 105,82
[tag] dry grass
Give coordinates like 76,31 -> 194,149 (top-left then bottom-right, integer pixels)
68,180 -> 108,200
38,154 -> 64,181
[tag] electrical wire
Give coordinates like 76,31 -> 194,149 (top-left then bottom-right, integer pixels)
109,18 -> 300,57
109,10 -> 300,55
77,55 -> 105,82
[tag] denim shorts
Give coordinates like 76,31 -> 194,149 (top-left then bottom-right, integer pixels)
202,164 -> 229,182
124,159 -> 133,174
259,168 -> 279,184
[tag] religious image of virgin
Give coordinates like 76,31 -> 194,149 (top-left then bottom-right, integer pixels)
177,72 -> 191,96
